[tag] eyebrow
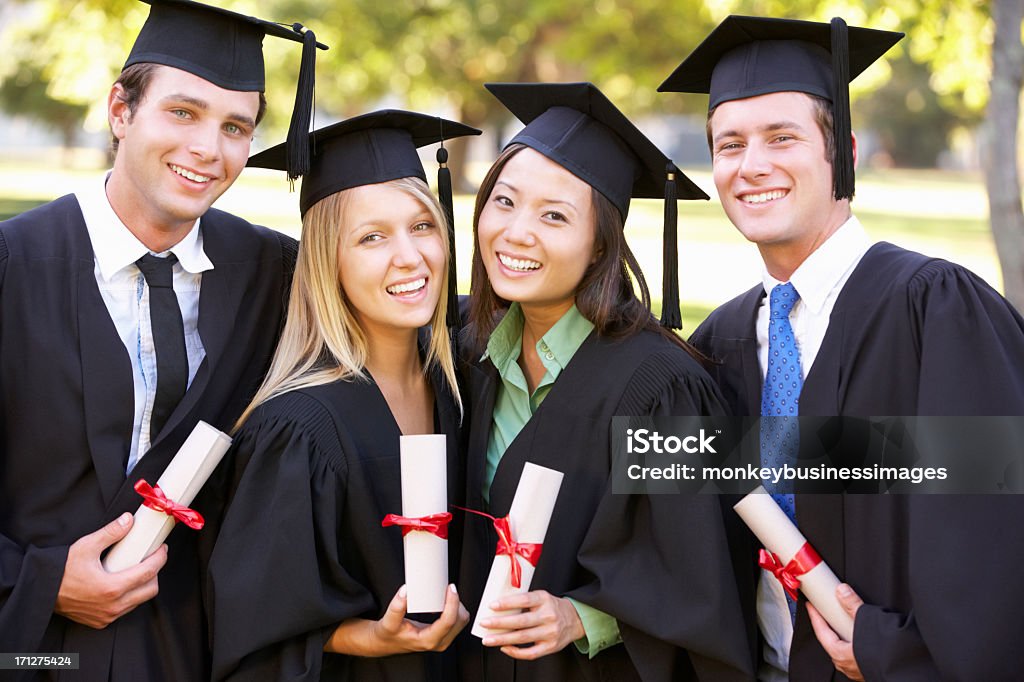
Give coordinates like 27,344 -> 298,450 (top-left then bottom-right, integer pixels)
495,179 -> 578,210
713,120 -> 808,144
160,93 -> 257,130
353,210 -> 435,231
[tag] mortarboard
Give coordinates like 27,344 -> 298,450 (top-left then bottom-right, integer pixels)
659,15 -> 903,200
247,110 -> 481,329
486,82 -> 708,329
126,0 -> 329,181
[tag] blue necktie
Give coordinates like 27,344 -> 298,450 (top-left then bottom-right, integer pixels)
760,282 -> 802,618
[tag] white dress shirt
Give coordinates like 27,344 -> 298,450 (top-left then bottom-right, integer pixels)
755,215 -> 871,680
75,175 -> 211,472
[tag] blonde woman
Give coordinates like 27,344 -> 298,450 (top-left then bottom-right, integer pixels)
206,111 -> 480,681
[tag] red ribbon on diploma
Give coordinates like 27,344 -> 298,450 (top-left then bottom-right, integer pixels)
758,544 -> 823,601
381,512 -> 452,539
454,505 -> 543,589
133,479 -> 205,530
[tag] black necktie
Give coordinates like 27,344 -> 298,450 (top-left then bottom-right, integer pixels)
136,253 -> 188,441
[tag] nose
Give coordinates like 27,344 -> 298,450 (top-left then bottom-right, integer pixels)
391,231 -> 426,270
502,210 -> 536,247
188,121 -> 222,163
738,141 -> 771,181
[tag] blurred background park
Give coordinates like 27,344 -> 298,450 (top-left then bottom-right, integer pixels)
1,0 -> 1021,332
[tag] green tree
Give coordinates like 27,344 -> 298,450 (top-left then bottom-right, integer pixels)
982,0 -> 1024,309
0,62 -> 88,151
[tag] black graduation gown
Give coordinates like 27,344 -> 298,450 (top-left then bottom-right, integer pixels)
206,372 -> 463,682
458,327 -> 756,682
0,195 -> 295,681
690,242 -> 1024,681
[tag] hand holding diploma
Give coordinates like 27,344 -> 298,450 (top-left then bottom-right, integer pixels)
808,584 -> 866,681
478,589 -> 584,660
733,486 -> 854,640
323,584 -> 469,656
54,512 -> 168,629
470,462 -> 564,638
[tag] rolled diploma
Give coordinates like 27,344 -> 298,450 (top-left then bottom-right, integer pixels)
471,462 -> 564,638
103,421 -> 232,572
733,486 -> 853,641
400,434 -> 449,613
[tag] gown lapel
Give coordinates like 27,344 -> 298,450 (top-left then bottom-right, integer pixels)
466,360 -> 498,512
77,252 -> 135,508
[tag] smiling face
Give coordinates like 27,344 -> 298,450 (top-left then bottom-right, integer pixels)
105,65 -> 260,245
709,91 -> 853,279
476,146 -> 597,321
336,182 -> 446,342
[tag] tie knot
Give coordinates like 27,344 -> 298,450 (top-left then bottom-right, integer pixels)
136,253 -> 178,288
769,282 -> 800,318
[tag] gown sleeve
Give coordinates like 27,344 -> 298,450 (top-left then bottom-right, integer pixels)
853,262 -> 1024,680
206,392 -> 376,682
570,349 -> 756,682
0,230 -> 71,655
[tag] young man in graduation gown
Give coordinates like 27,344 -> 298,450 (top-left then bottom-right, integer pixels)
0,2 -> 324,679
659,16 -> 1024,681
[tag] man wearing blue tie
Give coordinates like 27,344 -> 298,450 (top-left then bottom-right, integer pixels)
661,15 -> 1024,682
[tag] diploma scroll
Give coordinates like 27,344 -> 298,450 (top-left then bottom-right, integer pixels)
471,462 -> 564,638
733,486 -> 854,640
399,434 -> 449,613
103,421 -> 232,572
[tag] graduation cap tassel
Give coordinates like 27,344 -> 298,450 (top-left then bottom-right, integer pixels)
660,164 -> 682,330
830,17 -> 854,201
284,24 -> 317,183
437,146 -> 459,331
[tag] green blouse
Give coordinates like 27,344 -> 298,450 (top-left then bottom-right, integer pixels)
482,303 -> 621,658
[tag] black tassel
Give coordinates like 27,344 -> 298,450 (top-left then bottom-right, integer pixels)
831,17 -> 854,200
660,164 -> 682,330
285,24 -> 317,183
437,145 -> 459,330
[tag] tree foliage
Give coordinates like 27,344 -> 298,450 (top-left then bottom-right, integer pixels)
2,0 -> 993,160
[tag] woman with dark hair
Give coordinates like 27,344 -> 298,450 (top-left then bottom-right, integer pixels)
457,83 -> 754,682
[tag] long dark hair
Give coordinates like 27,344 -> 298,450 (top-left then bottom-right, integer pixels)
467,143 -> 701,360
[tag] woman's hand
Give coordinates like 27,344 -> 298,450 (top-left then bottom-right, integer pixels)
324,584 -> 469,656
478,589 -> 585,660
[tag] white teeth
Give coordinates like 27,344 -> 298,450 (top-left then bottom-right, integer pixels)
498,253 -> 541,271
741,189 -> 786,204
387,278 -> 426,295
170,164 -> 212,183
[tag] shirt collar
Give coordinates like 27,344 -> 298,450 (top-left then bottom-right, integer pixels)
484,303 -> 594,380
760,215 -> 870,314
77,173 -> 214,280
539,303 -> 594,372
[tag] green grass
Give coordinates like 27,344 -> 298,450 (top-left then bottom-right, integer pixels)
0,198 -> 46,222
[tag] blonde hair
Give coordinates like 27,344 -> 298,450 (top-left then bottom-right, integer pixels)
236,177 -> 462,429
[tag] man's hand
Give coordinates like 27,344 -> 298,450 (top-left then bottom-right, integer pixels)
807,583 -> 865,681
54,512 -> 168,629
479,590 -> 585,661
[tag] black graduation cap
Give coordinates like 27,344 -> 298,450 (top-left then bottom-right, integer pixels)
486,82 -> 707,329
247,110 -> 481,329
659,15 -> 903,201
125,0 -> 329,181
